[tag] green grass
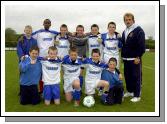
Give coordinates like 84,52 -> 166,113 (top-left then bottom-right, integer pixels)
5,51 -> 155,112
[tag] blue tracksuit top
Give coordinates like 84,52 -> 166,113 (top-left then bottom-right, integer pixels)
17,35 -> 37,60
121,26 -> 145,58
19,57 -> 42,86
101,69 -> 123,89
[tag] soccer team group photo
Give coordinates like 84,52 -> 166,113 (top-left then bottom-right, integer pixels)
4,4 -> 156,112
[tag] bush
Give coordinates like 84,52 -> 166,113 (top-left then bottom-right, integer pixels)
5,41 -> 17,47
145,39 -> 155,49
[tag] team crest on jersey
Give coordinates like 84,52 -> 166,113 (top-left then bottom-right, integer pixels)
129,32 -> 133,37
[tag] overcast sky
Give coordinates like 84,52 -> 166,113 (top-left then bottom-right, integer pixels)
5,5 -> 155,39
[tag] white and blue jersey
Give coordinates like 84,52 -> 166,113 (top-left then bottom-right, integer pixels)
62,55 -> 82,92
40,57 -> 62,101
32,29 -> 59,57
83,58 -> 108,82
87,34 -> 102,58
62,55 -> 82,80
82,58 -> 108,94
55,34 -> 70,59
41,58 -> 62,85
101,32 -> 122,68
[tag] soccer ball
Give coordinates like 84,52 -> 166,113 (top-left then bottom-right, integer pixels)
83,96 -> 95,107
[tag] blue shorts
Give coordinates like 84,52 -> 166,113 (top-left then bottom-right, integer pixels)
43,84 -> 60,101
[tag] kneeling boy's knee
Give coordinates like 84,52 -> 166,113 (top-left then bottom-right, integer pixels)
66,98 -> 72,102
73,82 -> 80,89
104,81 -> 109,87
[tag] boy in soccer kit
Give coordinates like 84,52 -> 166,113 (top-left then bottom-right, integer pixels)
68,25 -> 87,92
101,57 -> 124,105
86,24 -> 103,58
101,22 -> 122,68
62,47 -> 82,106
41,46 -> 62,105
31,19 -> 59,94
32,19 -> 59,57
19,46 -> 41,105
82,49 -> 109,96
54,24 -> 70,59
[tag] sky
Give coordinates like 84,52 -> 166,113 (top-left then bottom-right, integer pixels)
5,4 -> 155,39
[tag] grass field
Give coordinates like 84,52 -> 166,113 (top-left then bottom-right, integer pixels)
5,51 -> 155,112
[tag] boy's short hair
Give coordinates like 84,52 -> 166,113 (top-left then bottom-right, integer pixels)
60,24 -> 68,29
91,48 -> 101,56
29,46 -> 39,53
69,47 -> 78,53
91,24 -> 99,29
108,21 -> 116,28
123,13 -> 135,22
25,25 -> 32,30
108,57 -> 117,65
48,46 -> 57,53
44,19 -> 51,23
76,25 -> 84,31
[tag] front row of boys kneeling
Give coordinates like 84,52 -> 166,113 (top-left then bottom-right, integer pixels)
19,46 -> 123,107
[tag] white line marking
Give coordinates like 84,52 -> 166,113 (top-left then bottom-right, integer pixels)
143,65 -> 155,70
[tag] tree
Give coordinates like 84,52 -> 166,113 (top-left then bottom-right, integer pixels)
145,36 -> 155,49
5,28 -> 17,42
147,36 -> 153,40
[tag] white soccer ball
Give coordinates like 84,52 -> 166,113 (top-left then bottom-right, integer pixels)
83,96 -> 95,108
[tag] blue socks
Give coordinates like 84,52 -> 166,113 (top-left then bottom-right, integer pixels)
73,89 -> 81,101
79,76 -> 83,88
101,93 -> 108,104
